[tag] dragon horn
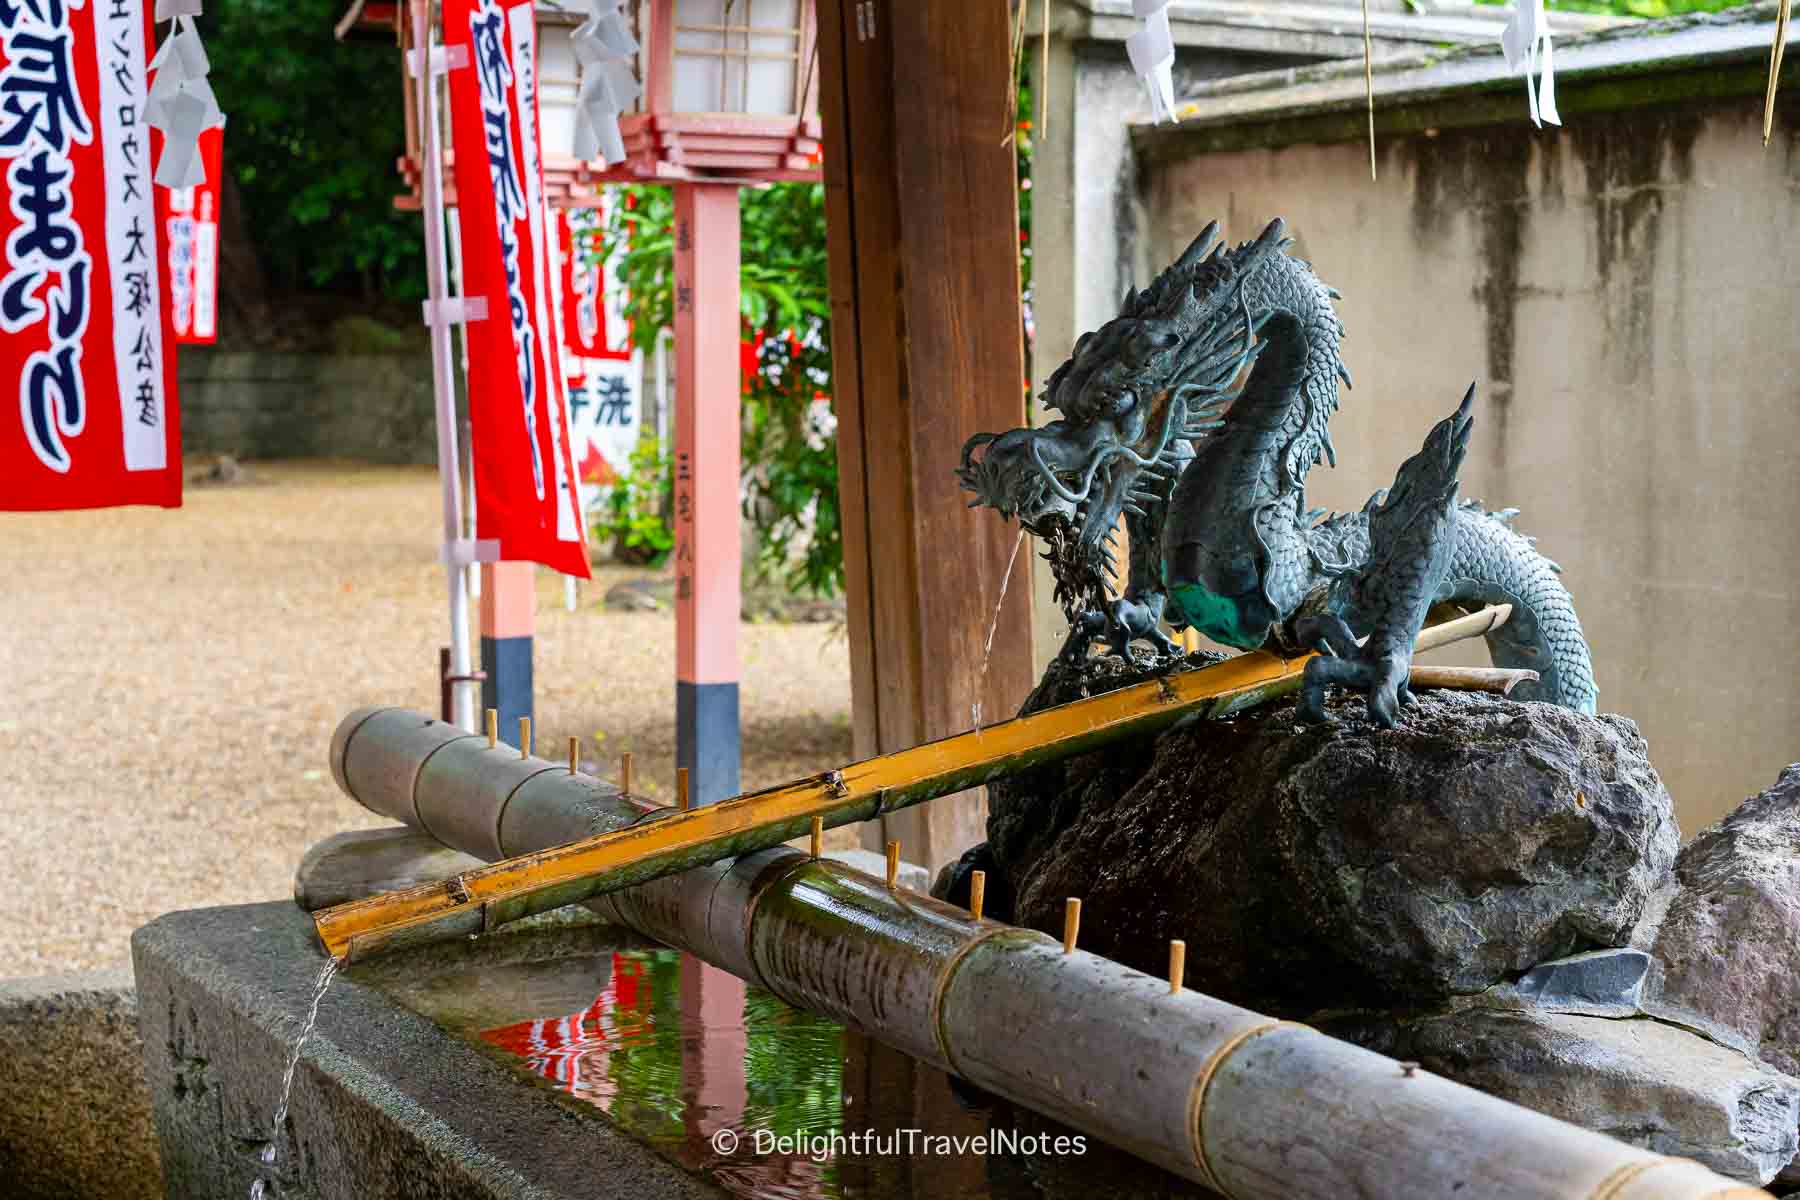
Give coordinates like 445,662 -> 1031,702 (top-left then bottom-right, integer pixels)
1175,221 -> 1221,271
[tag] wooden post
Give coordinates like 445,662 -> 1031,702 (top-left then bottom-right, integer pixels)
672,182 -> 742,808
817,0 -> 1032,873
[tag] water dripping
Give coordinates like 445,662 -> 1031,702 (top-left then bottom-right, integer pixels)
249,954 -> 340,1199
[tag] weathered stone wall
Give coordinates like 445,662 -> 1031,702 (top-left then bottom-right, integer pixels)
178,349 -> 439,465
0,970 -> 162,1200
1139,88 -> 1800,831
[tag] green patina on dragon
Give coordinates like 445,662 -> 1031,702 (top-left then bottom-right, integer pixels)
957,218 -> 1598,718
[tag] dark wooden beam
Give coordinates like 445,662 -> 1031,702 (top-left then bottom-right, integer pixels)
818,0 -> 1033,872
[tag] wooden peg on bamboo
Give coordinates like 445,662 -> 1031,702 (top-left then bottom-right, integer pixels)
677,767 -> 690,812
885,840 -> 900,890
567,735 -> 579,775
486,708 -> 498,749
969,870 -> 986,921
809,815 -> 823,860
620,752 -> 633,797
519,716 -> 531,760
1169,939 -> 1186,994
1063,897 -> 1081,954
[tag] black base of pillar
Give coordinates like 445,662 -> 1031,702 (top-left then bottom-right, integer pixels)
676,680 -> 740,804
480,634 -> 534,750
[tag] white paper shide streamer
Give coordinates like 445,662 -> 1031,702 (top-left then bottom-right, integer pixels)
1126,0 -> 1178,124
1500,0 -> 1561,128
143,0 -> 227,188
571,0 -> 640,164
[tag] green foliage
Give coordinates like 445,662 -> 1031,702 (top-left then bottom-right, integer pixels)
205,1 -> 426,299
605,183 -> 842,596
597,434 -> 676,567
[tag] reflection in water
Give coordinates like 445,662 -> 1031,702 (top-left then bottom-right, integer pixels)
466,947 -> 1199,1200
479,949 -> 854,1198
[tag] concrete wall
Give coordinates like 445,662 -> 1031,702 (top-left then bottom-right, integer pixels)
179,350 -> 439,465
1139,90 -> 1800,831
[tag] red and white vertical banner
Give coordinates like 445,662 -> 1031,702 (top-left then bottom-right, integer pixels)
557,199 -> 641,510
445,0 -> 588,577
166,124 -> 220,345
0,0 -> 179,511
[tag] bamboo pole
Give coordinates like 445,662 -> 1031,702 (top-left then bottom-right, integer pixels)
315,606 -> 1515,961
295,834 -> 1768,1200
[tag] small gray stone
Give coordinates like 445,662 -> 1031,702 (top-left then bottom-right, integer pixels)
1392,1008 -> 1800,1185
603,582 -> 662,612
1515,948 -> 1650,1016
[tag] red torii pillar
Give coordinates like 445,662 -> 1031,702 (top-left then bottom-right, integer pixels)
671,183 -> 742,805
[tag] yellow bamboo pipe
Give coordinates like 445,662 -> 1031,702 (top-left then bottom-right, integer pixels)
314,604 -> 1514,961
485,708 -> 497,749
809,815 -> 823,860
969,870 -> 986,921
1170,939 -> 1186,994
1063,897 -> 1081,954
885,841 -> 900,890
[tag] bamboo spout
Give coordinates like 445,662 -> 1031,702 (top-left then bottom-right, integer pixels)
315,605 -> 1516,962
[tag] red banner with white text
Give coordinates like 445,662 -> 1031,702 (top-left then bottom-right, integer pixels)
446,0 -> 587,577
167,124 -> 221,346
0,0 -> 180,511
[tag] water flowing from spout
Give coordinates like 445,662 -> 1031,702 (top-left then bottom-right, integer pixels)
249,955 -> 340,1199
971,527 -> 1028,732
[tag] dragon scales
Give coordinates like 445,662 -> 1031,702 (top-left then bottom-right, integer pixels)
956,218 -> 1597,717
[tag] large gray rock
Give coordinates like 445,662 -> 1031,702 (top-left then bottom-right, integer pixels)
988,657 -> 1679,1014
1648,764 -> 1800,1079
1365,1008 -> 1800,1185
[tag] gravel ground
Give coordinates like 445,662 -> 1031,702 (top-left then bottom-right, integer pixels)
0,462 -> 854,973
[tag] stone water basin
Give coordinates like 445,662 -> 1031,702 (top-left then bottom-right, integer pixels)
373,921 -> 1207,1200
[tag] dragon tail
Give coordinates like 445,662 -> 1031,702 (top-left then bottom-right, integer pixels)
1440,503 -> 1599,714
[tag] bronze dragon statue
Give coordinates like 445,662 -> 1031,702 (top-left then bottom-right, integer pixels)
957,218 -> 1598,717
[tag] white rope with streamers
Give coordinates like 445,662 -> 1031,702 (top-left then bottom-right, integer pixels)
571,0 -> 640,165
144,0 -> 226,188
1500,0 -> 1561,128
1125,0 -> 1177,124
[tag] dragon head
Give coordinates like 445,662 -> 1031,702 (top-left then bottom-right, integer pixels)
956,219 -> 1290,614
